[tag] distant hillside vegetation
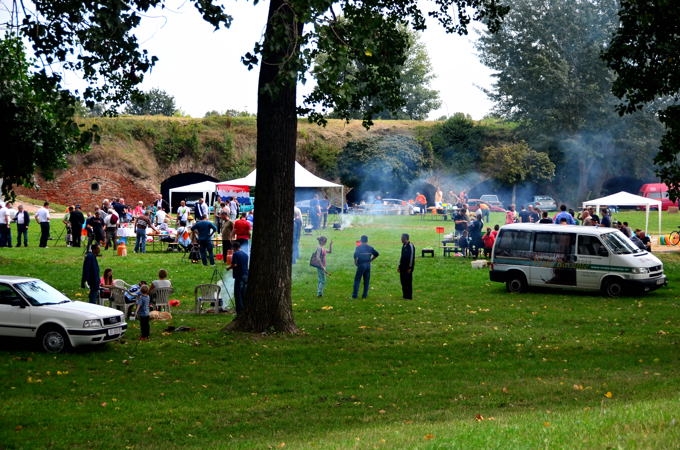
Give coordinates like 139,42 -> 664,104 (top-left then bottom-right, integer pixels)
75,115 -> 437,188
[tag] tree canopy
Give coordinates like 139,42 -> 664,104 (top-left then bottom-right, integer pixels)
320,25 -> 441,121
477,0 -> 662,201
603,0 -> 680,199
0,35 -> 94,199
126,88 -> 177,116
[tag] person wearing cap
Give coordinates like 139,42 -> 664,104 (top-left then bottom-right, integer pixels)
81,243 -> 101,304
352,235 -> 379,299
313,236 -> 333,297
69,204 -> 86,247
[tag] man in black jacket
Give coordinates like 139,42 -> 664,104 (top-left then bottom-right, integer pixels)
69,205 -> 86,247
398,233 -> 416,300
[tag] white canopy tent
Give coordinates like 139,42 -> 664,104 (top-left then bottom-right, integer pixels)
582,191 -> 661,235
217,161 -> 344,208
168,180 -> 216,213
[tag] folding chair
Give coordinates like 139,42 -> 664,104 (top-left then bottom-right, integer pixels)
194,284 -> 222,314
152,287 -> 173,312
110,286 -> 136,319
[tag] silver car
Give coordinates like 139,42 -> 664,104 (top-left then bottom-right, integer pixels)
0,276 -> 127,353
532,195 -> 557,211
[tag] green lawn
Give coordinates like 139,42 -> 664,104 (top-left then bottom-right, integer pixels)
1,211 -> 679,449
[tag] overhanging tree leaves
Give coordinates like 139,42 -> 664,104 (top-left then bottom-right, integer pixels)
602,0 -> 680,199
6,0 -> 508,333
0,35 -> 94,199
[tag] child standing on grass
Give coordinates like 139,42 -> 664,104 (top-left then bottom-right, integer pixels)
314,236 -> 333,297
137,284 -> 151,341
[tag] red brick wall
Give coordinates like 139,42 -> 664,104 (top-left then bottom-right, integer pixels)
14,166 -> 158,210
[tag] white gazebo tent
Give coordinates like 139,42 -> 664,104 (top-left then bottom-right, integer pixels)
168,180 -> 217,213
582,191 -> 662,236
217,161 -> 344,208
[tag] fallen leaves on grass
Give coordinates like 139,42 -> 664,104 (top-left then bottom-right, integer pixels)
604,391 -> 613,399
321,305 -> 333,310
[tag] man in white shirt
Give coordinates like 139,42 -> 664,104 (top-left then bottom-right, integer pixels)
196,198 -> 209,221
35,202 -> 51,248
176,200 -> 189,226
0,202 -> 8,247
5,202 -> 17,248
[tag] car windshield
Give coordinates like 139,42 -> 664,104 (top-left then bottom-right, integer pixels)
14,280 -> 72,306
600,230 -> 642,255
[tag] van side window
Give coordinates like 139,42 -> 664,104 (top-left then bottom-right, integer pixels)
534,232 -> 575,256
578,235 -> 605,256
496,230 -> 532,257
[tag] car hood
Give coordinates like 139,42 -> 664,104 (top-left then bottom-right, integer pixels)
39,301 -> 123,318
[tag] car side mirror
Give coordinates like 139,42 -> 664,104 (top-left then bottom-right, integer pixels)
11,298 -> 25,308
597,247 -> 608,257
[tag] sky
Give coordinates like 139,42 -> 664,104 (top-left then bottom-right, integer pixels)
79,1 -> 496,120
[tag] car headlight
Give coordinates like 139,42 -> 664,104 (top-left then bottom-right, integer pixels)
83,319 -> 103,328
631,267 -> 649,274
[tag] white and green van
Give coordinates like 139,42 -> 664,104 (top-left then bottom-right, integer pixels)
489,223 -> 667,297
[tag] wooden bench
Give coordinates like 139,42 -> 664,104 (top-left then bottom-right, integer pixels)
421,248 -> 435,257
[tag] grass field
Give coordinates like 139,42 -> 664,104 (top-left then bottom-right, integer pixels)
1,211 -> 679,449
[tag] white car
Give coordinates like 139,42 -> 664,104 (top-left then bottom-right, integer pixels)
0,276 -> 127,353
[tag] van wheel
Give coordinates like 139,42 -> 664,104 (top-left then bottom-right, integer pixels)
506,273 -> 527,293
601,278 -> 624,297
39,326 -> 70,353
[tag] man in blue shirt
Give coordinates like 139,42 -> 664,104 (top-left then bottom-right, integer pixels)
553,204 -> 577,225
227,240 -> 249,315
192,217 -> 218,265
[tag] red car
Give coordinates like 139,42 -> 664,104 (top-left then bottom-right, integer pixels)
467,199 -> 506,212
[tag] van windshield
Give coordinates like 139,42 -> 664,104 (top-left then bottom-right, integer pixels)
601,230 -> 642,254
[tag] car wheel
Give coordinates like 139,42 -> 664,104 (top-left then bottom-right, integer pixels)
506,272 -> 528,293
601,278 -> 624,298
39,326 -> 70,353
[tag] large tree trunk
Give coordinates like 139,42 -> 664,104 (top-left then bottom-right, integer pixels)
225,0 -> 300,333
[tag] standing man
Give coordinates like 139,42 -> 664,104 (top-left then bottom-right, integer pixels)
81,243 -> 101,304
35,201 -> 51,248
228,196 -> 239,221
232,212 -> 252,256
176,200 -> 190,226
133,209 -> 156,254
320,195 -> 331,229
292,205 -> 303,263
14,204 -> 30,247
195,197 -> 209,221
398,233 -> 415,300
309,194 -> 322,230
415,192 -> 427,215
227,240 -> 249,315
192,216 -> 218,265
69,205 -> 86,247
352,235 -> 379,299
0,202 -> 8,247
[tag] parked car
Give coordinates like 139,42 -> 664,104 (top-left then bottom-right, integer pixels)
531,195 -> 557,211
479,194 -> 503,208
295,199 -> 344,214
467,199 -> 506,212
0,276 -> 127,353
